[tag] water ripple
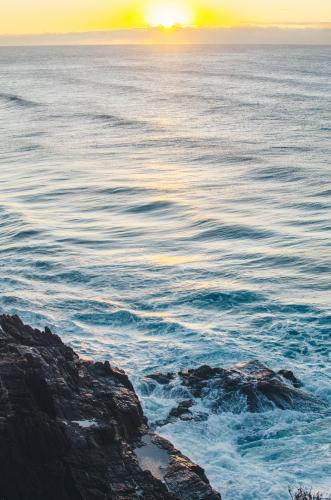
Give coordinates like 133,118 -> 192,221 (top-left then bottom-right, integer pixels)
0,45 -> 330,500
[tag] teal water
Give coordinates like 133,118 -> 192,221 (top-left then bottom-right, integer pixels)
0,45 -> 330,499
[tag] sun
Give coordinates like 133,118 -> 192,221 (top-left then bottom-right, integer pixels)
144,1 -> 194,29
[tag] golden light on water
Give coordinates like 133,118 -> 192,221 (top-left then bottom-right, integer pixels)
144,1 -> 195,28
151,254 -> 199,266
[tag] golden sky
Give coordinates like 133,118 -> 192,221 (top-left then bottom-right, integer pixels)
1,0 -> 330,35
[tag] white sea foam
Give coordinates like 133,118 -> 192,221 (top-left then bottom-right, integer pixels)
71,420 -> 97,428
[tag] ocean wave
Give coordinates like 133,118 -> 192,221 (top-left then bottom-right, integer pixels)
96,186 -> 154,196
126,199 -> 176,214
0,92 -> 40,108
92,113 -> 151,129
249,165 -> 304,182
191,223 -> 274,241
173,290 -> 265,310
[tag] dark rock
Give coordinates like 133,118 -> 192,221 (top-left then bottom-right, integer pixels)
144,372 -> 175,385
145,359 -> 325,420
155,401 -> 195,428
168,400 -> 194,420
0,315 -> 221,500
278,369 -> 302,388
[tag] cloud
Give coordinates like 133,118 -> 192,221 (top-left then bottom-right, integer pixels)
0,26 -> 330,46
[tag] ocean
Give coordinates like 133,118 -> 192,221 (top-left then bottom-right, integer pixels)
0,44 -> 330,499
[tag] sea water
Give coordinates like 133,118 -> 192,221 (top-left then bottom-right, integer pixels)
0,45 -> 330,499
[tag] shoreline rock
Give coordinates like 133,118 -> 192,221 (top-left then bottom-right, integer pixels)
0,315 -> 221,500
143,360 -> 325,426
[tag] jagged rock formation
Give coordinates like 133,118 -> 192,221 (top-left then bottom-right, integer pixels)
0,315 -> 221,500
143,360 -> 325,426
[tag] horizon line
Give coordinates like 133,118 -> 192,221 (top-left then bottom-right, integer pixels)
1,23 -> 331,38
1,26 -> 330,46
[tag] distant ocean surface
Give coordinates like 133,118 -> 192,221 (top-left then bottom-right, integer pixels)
0,45 -> 330,499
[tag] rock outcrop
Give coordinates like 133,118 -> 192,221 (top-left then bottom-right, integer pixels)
143,360 -> 325,426
0,315 -> 221,500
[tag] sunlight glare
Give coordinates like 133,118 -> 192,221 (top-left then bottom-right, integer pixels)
144,1 -> 194,28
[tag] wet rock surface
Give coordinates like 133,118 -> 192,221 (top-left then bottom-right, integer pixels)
0,315 -> 221,500
143,359 -> 325,425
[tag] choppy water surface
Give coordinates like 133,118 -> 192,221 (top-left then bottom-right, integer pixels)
0,45 -> 330,499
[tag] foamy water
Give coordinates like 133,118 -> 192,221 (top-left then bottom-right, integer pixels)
0,45 -> 330,499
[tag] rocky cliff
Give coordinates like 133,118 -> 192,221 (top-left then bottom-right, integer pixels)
0,315 -> 221,500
